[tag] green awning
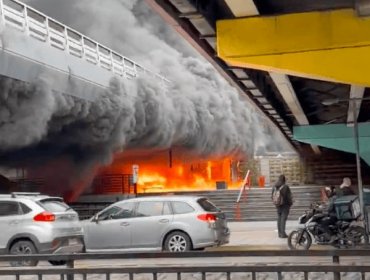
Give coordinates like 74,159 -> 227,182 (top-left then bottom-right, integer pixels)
293,123 -> 370,166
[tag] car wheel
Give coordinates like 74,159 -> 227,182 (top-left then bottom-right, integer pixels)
164,231 -> 192,252
49,260 -> 67,266
10,240 -> 38,267
346,226 -> 366,248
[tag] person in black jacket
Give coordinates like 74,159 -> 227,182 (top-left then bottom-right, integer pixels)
339,177 -> 355,196
271,174 -> 293,238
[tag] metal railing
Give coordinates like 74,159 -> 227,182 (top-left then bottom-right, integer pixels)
0,0 -> 170,87
1,250 -> 370,280
92,174 -> 134,195
236,169 -> 250,203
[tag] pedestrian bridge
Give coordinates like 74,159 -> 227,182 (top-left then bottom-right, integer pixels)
0,0 -> 169,100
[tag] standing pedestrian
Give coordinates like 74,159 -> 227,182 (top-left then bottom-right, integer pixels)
271,174 -> 293,238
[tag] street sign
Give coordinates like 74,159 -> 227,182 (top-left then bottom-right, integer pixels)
132,165 -> 139,184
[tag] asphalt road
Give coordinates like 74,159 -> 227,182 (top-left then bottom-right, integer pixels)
0,222 -> 369,280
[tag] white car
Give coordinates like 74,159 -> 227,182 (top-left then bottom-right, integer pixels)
83,195 -> 229,252
0,192 -> 84,266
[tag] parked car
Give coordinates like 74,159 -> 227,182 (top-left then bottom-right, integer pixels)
0,192 -> 84,266
82,195 -> 230,252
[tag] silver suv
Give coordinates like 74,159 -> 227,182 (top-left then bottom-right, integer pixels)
83,195 -> 229,252
0,192 -> 84,266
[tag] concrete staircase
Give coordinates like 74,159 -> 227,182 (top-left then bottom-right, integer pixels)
168,186 -> 322,221
71,186 -> 323,222
207,187 -> 321,221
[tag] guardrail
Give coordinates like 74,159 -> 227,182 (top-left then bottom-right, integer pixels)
236,169 -> 250,203
1,250 -> 370,280
0,0 -> 170,87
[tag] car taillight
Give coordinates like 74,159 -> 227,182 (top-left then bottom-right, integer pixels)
197,213 -> 217,222
33,211 -> 55,222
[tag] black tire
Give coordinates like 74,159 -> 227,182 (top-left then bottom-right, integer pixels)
164,231 -> 192,252
194,248 -> 205,251
9,240 -> 38,267
288,230 -> 312,250
346,226 -> 366,248
49,260 -> 67,266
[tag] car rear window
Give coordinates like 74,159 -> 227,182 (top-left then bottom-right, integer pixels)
171,201 -> 194,214
197,198 -> 219,212
39,200 -> 69,212
20,203 -> 32,214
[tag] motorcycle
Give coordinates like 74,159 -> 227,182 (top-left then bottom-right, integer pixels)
288,202 -> 366,250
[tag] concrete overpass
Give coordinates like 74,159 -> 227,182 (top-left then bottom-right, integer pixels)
0,0 -> 169,103
147,0 -> 370,185
1,0 -> 369,186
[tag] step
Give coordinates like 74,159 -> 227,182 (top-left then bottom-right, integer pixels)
73,186 -> 325,222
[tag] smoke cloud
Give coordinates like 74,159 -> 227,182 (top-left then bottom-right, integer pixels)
0,0 -> 291,195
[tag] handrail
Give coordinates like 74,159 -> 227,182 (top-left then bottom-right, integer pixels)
1,250 -> 369,280
1,249 -> 370,262
0,0 -> 171,87
236,169 -> 250,203
1,265 -> 370,275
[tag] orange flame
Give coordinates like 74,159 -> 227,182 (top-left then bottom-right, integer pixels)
97,149 -> 244,194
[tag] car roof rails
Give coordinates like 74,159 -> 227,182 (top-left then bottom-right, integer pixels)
11,192 -> 41,198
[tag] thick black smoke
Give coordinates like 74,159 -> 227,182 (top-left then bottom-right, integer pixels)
0,0 -> 291,194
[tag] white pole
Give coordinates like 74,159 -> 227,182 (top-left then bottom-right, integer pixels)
236,170 -> 250,203
352,99 -> 368,240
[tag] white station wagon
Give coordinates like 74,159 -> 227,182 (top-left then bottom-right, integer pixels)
82,195 -> 230,252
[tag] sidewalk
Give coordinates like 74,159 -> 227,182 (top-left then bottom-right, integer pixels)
220,221 -> 298,250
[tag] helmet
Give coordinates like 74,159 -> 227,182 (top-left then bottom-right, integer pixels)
324,186 -> 334,198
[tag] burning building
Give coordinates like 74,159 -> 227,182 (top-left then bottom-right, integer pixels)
0,1 -> 291,200
91,149 -> 246,195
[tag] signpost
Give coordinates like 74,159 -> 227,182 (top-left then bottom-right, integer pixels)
132,165 -> 139,196
236,170 -> 250,203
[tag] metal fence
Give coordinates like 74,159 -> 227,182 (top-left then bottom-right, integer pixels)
92,174 -> 134,195
1,250 -> 370,280
0,0 -> 170,86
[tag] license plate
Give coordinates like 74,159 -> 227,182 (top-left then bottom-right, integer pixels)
68,238 -> 79,246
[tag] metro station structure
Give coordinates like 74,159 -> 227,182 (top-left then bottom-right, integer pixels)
1,0 -> 370,222
148,0 -> 370,186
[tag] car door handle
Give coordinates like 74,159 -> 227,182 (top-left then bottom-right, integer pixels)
159,219 -> 169,223
9,221 -> 19,225
120,222 -> 130,226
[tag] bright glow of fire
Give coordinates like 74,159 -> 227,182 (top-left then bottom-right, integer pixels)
136,159 -> 241,193
96,150 -> 246,194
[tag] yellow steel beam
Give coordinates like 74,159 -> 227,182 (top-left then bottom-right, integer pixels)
217,9 -> 370,86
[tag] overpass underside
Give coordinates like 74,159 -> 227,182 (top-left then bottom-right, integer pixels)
217,8 -> 370,165
149,0 -> 370,184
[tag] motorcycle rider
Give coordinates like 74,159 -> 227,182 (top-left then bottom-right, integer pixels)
321,186 -> 338,243
339,177 -> 355,196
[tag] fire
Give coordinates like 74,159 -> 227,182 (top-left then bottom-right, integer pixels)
96,149 -> 245,194
136,159 -> 240,193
